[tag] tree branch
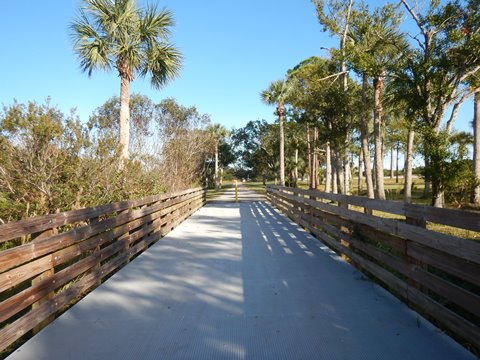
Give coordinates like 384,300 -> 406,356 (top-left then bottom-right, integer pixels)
445,89 -> 477,134
401,0 -> 426,38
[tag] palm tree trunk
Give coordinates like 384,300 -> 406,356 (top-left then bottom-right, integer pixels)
214,142 -> 219,190
307,124 -> 312,189
404,127 -> 415,203
373,75 -> 386,200
361,72 -> 374,199
279,110 -> 285,186
325,141 -> 332,193
119,76 -> 131,160
474,92 -> 480,204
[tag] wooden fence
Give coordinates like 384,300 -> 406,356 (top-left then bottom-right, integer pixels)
267,185 -> 480,351
0,187 -> 205,353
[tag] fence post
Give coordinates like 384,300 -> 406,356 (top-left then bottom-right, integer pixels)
235,180 -> 238,202
31,228 -> 56,334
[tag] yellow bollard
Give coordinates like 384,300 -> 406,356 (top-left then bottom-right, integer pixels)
235,180 -> 238,202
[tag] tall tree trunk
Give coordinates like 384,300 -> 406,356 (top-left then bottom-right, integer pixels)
336,156 -> 345,194
119,76 -> 131,161
390,146 -> 394,179
358,147 -> 363,194
325,141 -> 332,193
332,151 -> 338,194
344,138 -> 351,194
373,75 -> 386,200
474,92 -> 480,204
220,167 -> 224,189
294,148 -> 299,186
214,142 -> 219,190
307,124 -> 312,189
314,127 -> 319,189
396,144 -> 400,184
279,106 -> 285,186
335,146 -> 346,194
404,127 -> 415,203
360,72 -> 374,199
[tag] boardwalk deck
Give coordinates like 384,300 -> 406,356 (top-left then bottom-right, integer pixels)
8,186 -> 474,359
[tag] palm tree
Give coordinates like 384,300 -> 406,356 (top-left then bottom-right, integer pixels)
261,79 -> 293,186
348,4 -> 405,200
70,0 -> 182,160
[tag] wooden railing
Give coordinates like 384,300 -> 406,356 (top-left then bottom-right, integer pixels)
267,185 -> 480,351
0,187 -> 206,353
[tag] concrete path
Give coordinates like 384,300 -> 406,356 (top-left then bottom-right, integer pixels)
8,185 -> 474,359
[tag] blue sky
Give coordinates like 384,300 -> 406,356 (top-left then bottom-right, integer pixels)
0,0 -> 474,133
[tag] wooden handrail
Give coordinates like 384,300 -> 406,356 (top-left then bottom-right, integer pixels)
0,187 -> 206,353
267,185 -> 480,352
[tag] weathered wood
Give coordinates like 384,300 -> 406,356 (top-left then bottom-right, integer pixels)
405,203 -> 480,232
0,256 -> 52,293
0,187 -> 206,353
268,185 -> 480,232
0,270 -> 100,352
0,190 -> 204,273
409,267 -> 480,318
269,187 -> 480,265
407,242 -> 480,288
267,185 -> 480,351
406,285 -> 480,350
0,187 -> 203,243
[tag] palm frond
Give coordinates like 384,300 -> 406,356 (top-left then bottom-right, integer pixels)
140,6 -> 174,44
143,44 -> 183,89
261,79 -> 293,106
70,10 -> 111,75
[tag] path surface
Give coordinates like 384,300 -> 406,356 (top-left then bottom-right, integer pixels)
8,185 -> 473,359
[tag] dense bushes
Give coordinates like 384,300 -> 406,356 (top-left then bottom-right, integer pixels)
0,96 -> 213,223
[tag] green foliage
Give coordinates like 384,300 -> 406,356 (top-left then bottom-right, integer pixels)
0,96 -> 212,223
70,0 -> 182,86
231,120 -> 278,180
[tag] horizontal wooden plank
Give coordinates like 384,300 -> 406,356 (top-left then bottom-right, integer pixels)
0,191 -> 204,273
268,187 -> 480,350
270,185 -> 480,232
407,283 -> 480,350
0,253 -> 97,324
405,203 -> 480,233
407,242 -> 480,288
0,256 -> 52,293
0,269 -> 100,351
0,187 -> 203,243
0,190 -> 205,353
410,266 -> 480,318
275,191 -> 409,256
269,188 -> 480,265
269,185 -> 407,217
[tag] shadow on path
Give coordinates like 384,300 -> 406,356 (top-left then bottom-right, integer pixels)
8,194 -> 474,359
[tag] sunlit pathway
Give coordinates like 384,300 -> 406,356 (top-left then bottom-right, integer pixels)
8,185 -> 473,359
